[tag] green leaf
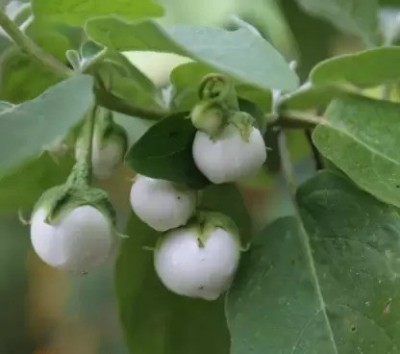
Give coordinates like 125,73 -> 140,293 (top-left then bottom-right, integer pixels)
80,40 -> 103,62
0,75 -> 94,175
113,112 -> 154,148
91,51 -> 167,117
125,113 -> 209,189
0,153 -> 73,212
93,50 -> 154,89
200,184 -> 252,244
0,48 -> 62,103
170,62 -> 272,114
116,213 -> 230,354
295,0 -> 380,46
0,101 -> 12,112
157,0 -> 236,25
279,84 -> 349,111
311,47 -> 400,88
237,0 -> 297,60
25,20 -> 72,62
313,95 -> 400,208
86,17 -> 299,92
32,0 -> 164,26
227,171 -> 400,353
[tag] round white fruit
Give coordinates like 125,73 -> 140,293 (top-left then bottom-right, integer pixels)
154,226 -> 240,300
192,124 -> 266,184
30,205 -> 116,273
122,51 -> 192,88
130,175 -> 196,232
91,135 -> 125,180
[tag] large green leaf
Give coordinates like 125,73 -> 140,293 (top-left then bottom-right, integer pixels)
125,113 -> 209,189
295,0 -> 380,46
0,153 -> 73,212
86,17 -> 299,92
170,62 -> 272,114
227,171 -> 400,353
116,213 -> 230,354
313,95 -> 400,208
0,75 -> 94,174
0,48 -> 62,103
311,47 -> 400,88
113,112 -> 154,148
25,20 -> 73,62
0,101 -> 12,111
32,0 -> 164,26
236,0 -> 297,60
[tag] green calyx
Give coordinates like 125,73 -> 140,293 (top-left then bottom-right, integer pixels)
33,162 -> 116,226
190,100 -> 229,139
33,183 -> 116,226
191,74 -> 238,139
189,210 -> 240,248
198,74 -> 239,111
229,111 -> 256,142
192,73 -> 257,141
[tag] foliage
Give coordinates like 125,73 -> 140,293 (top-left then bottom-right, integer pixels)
1,0 -> 400,353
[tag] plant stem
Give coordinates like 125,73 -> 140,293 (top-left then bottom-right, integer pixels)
305,129 -> 324,170
85,106 -> 97,182
278,110 -> 327,127
278,129 -> 297,199
70,106 -> 97,187
95,86 -> 169,120
268,110 -> 328,130
0,9 -> 72,77
275,110 -> 326,170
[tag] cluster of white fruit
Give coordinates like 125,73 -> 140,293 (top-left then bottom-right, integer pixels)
129,98 -> 267,300
29,76 -> 267,301
129,175 -> 242,300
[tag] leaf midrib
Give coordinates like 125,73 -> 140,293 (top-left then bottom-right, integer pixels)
317,120 -> 400,168
294,212 -> 339,353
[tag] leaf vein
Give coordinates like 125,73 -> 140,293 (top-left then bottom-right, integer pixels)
296,219 -> 339,353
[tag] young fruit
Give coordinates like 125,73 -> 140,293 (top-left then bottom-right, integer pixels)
154,212 -> 241,300
190,100 -> 227,138
90,125 -> 127,180
192,123 -> 266,184
130,175 -> 197,232
30,205 -> 116,273
75,113 -> 128,180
